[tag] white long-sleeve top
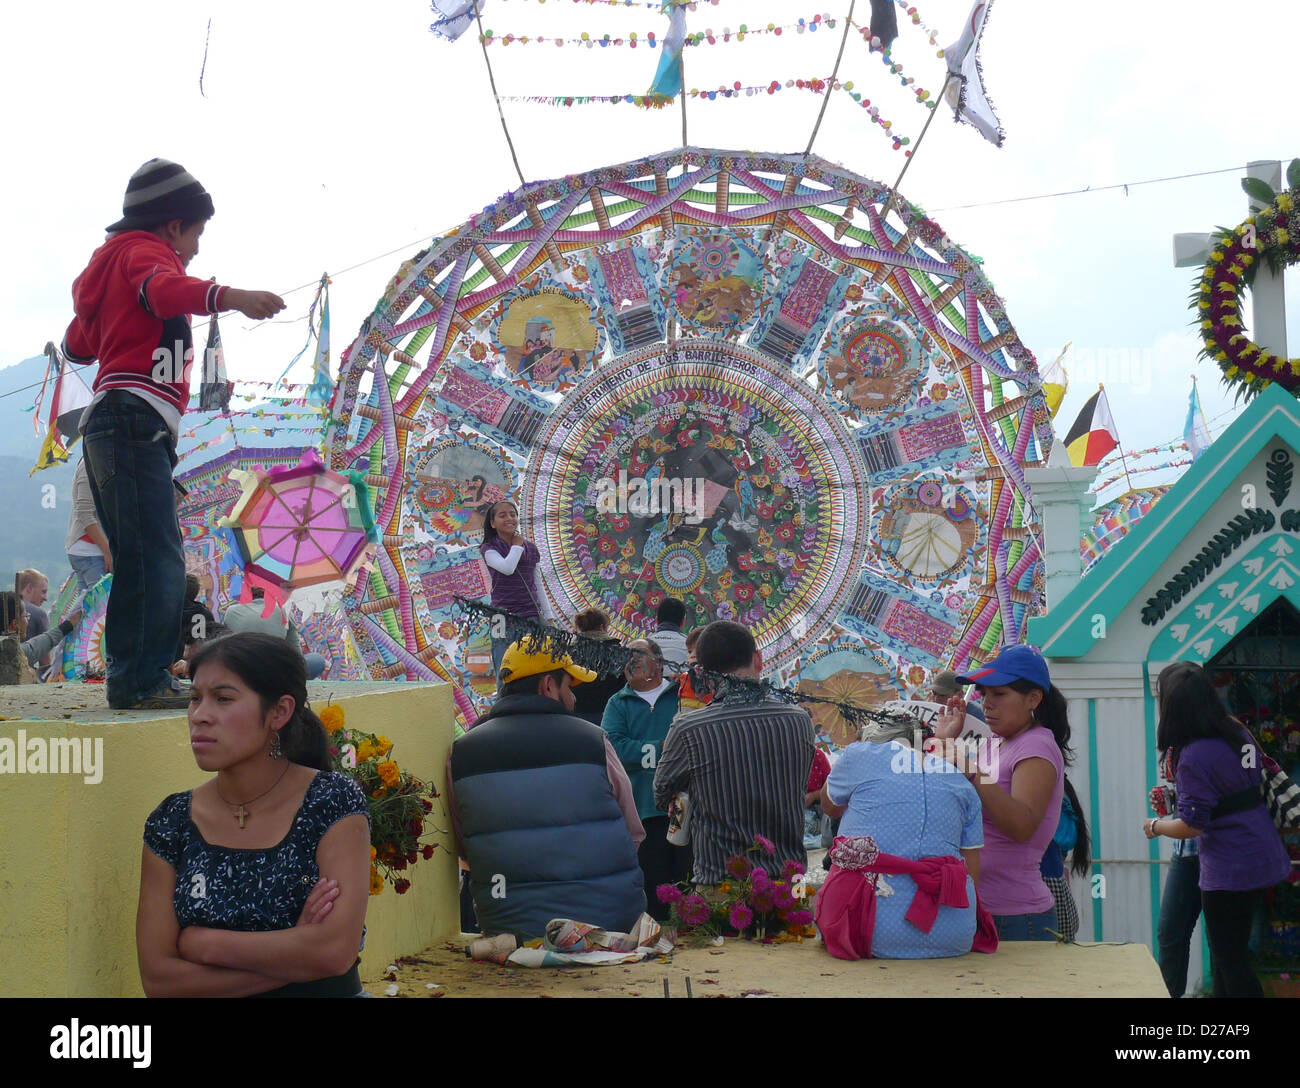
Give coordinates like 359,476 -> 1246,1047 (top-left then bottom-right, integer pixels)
482,544 -> 525,576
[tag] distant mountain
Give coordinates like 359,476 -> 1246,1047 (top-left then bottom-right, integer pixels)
0,455 -> 75,592
0,356 -> 323,595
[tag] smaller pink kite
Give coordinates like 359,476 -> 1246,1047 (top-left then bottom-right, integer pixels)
219,449 -> 378,615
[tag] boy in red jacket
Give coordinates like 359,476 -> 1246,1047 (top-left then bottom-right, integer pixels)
65,158 -> 285,709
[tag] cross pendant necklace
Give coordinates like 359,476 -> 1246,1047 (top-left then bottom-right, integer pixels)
216,762 -> 291,829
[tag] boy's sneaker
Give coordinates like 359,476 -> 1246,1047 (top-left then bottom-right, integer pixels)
116,679 -> 191,711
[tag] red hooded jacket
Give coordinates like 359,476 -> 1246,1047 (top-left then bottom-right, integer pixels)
63,231 -> 227,417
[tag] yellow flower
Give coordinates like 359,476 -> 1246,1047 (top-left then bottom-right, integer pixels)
378,760 -> 401,788
356,740 -> 377,762
319,705 -> 345,734
376,736 -> 394,757
718,882 -> 733,894
369,866 -> 384,896
1279,194 -> 1294,213
1278,229 -> 1291,247
370,845 -> 377,861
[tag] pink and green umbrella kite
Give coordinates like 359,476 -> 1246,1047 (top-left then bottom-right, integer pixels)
219,449 -> 379,613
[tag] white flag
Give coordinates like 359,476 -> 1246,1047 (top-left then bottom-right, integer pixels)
943,2 -> 1004,147
430,0 -> 486,42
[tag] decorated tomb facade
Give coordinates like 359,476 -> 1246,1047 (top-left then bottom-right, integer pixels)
1027,383 -> 1300,992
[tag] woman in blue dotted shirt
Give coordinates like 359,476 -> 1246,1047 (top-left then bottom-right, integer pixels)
136,633 -> 372,997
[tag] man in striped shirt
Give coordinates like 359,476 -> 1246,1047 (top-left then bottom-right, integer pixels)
652,621 -> 815,884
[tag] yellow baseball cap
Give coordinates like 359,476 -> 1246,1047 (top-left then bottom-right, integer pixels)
498,638 -> 597,686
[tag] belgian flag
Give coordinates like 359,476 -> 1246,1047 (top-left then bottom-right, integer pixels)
1064,387 -> 1120,467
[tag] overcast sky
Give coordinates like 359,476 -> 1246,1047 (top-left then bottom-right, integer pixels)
2,0 -> 1296,501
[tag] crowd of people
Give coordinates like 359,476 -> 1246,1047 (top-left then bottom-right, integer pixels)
446,613 -> 1089,961
9,158 -> 1291,999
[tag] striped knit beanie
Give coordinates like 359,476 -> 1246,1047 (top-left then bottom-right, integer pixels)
106,158 -> 215,233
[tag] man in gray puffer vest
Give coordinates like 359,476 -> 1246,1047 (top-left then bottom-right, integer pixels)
448,638 -> 647,939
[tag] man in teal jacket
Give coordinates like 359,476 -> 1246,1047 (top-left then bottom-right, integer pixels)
601,639 -> 690,919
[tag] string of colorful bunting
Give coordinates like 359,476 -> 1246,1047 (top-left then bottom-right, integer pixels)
500,79 -> 916,148
1095,439 -> 1193,469
432,0 -> 711,33
851,20 -> 938,106
891,0 -> 942,43
176,427 -> 324,462
479,13 -> 837,47
1091,459 -> 1194,494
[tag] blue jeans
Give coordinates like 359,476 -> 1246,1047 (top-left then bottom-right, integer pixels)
81,392 -> 185,708
993,906 -> 1060,942
1157,851 -> 1203,997
68,554 -> 107,595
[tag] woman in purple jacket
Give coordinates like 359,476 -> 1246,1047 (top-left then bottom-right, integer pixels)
479,500 -> 550,681
1144,661 -> 1290,997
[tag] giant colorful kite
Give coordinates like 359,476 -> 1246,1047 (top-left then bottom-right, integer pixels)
324,148 -> 1053,722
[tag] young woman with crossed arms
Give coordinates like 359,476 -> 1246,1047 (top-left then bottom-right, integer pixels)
137,633 -> 371,997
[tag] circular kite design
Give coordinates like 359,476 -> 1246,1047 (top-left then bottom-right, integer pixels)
325,149 -> 1052,721
798,643 -> 902,749
875,478 -> 981,586
62,573 -> 111,680
822,299 -> 936,419
669,231 -> 767,333
524,339 -> 869,670
407,435 -> 515,541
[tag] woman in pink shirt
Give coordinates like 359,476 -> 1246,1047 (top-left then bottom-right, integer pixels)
935,645 -> 1071,941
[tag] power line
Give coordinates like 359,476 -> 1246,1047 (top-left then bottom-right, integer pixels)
928,164 -> 1249,213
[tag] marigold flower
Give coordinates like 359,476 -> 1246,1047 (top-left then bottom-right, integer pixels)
319,705 -> 346,734
394,878 -> 411,895
377,760 -> 401,787
356,740 -> 377,763
422,844 -> 436,860
369,866 -> 384,896
376,735 -> 394,756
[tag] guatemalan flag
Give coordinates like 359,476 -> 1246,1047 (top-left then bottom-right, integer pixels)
1184,382 -> 1212,462
648,0 -> 688,98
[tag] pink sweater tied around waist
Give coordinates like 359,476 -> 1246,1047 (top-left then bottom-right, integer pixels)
814,835 -> 999,960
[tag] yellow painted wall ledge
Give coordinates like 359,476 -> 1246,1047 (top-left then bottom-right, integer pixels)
0,681 -> 457,998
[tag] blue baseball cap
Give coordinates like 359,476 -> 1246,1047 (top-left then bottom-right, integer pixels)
958,644 -> 1050,691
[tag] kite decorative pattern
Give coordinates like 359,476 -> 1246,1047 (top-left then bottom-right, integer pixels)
325,148 -> 1051,721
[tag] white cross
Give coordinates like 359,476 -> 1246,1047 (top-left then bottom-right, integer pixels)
1174,159 -> 1289,357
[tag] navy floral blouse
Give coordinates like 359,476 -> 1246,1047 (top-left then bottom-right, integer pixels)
144,771 -> 370,931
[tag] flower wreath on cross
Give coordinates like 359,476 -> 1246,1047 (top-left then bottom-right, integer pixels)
1194,158 -> 1300,399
